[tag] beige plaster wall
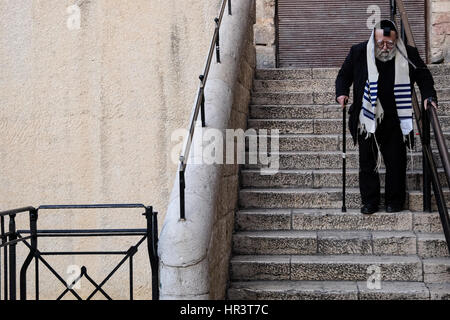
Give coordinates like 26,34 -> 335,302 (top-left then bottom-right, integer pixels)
0,0 -> 221,299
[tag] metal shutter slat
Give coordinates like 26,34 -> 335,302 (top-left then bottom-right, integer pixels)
277,0 -> 427,68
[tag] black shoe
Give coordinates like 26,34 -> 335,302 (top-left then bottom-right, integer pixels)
361,204 -> 379,215
386,204 -> 403,213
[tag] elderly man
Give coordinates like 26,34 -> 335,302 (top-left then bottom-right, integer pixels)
335,19 -> 438,214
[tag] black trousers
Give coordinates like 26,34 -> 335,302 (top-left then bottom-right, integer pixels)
358,115 -> 407,208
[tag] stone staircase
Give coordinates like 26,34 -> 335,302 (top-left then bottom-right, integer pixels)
227,64 -> 450,300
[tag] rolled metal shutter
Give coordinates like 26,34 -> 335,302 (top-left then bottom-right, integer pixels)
277,0 -> 427,68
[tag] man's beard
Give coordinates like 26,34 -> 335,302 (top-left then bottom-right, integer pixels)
376,46 -> 397,62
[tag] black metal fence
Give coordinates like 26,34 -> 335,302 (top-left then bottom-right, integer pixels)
0,204 -> 159,300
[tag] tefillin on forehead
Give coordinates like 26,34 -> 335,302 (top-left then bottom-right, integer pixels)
377,19 -> 397,36
383,27 -> 391,37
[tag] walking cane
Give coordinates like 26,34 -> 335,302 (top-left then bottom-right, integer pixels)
342,98 -> 348,213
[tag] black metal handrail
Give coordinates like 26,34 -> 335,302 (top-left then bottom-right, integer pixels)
178,0 -> 232,220
391,0 -> 450,254
0,204 -> 159,300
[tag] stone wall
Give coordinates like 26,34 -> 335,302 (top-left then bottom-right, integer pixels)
255,0 -> 276,68
158,0 -> 256,300
429,0 -> 450,63
208,15 -> 256,300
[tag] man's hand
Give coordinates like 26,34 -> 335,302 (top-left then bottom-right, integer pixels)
424,97 -> 438,110
337,95 -> 349,108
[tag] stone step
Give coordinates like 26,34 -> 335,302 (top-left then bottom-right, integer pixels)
417,233 -> 450,258
249,101 -> 450,120
255,65 -> 450,80
249,104 -> 337,120
233,230 -> 318,255
427,283 -> 450,299
423,257 -> 450,283
251,92 -> 314,105
248,116 -> 450,134
227,281 -> 433,300
240,169 -> 448,189
243,151 -> 434,171
253,79 -> 337,93
238,187 -> 450,211
235,208 -> 443,233
239,187 -> 354,209
251,90 -> 450,106
253,78 -> 450,93
255,68 -> 331,80
428,64 -> 450,77
233,230 -> 448,258
248,118 -> 347,134
245,134 -> 339,152
230,254 -> 423,281
244,132 -> 450,152
409,190 -> 450,211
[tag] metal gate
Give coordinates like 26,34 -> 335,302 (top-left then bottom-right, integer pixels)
276,0 -> 427,68
0,204 -> 159,300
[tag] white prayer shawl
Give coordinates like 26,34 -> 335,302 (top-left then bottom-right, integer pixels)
359,29 -> 413,138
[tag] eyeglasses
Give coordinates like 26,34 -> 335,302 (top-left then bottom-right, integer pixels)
376,40 -> 396,49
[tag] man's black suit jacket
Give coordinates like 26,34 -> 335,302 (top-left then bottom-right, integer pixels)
335,41 -> 437,145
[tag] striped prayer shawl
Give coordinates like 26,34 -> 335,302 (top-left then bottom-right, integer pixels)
359,29 -> 413,138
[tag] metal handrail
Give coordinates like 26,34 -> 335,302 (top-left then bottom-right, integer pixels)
0,204 -> 159,300
392,0 -> 450,254
178,0 -> 232,220
428,106 -> 450,188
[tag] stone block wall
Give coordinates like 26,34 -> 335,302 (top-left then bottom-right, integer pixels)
158,0 -> 256,300
208,14 -> 256,299
429,0 -> 450,63
255,0 -> 276,68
